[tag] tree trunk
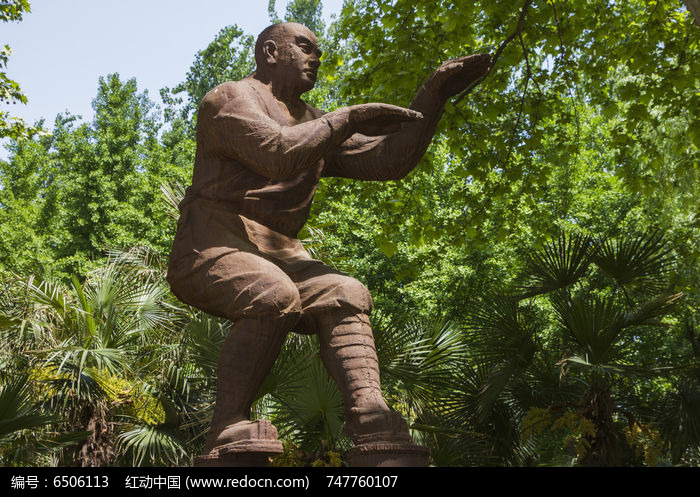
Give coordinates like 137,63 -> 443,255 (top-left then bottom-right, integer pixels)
73,405 -> 115,467
579,383 -> 621,466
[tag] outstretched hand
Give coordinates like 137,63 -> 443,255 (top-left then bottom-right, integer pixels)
423,53 -> 492,101
348,103 -> 423,136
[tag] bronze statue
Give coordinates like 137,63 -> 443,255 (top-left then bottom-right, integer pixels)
167,22 -> 490,466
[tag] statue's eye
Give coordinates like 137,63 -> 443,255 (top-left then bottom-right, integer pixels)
299,43 -> 312,53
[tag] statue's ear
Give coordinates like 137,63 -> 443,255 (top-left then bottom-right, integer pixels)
263,40 -> 278,65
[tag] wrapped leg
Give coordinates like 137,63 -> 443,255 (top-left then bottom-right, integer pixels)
204,314 -> 296,453
312,311 -> 410,444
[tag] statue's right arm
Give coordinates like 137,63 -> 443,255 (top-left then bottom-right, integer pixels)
199,83 -> 419,180
199,84 -> 352,179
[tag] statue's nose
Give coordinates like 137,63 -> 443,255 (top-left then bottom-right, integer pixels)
309,56 -> 320,68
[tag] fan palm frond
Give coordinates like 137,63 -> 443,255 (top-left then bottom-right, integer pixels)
551,292 -> 622,365
509,349 -> 583,409
435,363 -> 488,429
411,413 -> 490,466
267,358 -> 345,452
557,354 -> 682,379
435,363 -> 522,464
23,278 -> 76,339
104,246 -> 167,281
552,290 -> 682,366
184,311 -> 230,377
656,379 -> 700,464
116,423 -> 187,466
616,292 -> 683,329
518,233 -> 592,298
0,376 -> 56,439
257,334 -> 317,402
463,296 -> 538,423
465,295 -> 538,365
590,229 -> 674,293
374,314 -> 467,412
160,181 -> 186,221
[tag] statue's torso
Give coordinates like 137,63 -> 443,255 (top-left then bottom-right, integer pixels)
188,78 -> 325,238
168,79 -> 326,283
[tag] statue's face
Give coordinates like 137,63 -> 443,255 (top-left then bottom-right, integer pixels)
272,24 -> 322,93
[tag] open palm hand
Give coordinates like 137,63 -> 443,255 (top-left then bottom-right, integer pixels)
424,53 -> 492,101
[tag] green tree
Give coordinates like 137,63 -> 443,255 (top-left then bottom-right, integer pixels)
460,231 -> 697,466
319,0 -> 698,262
0,0 -> 42,140
270,0 -> 326,34
1,74 -> 190,280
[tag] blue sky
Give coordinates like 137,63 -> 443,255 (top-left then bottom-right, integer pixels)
1,0 -> 344,158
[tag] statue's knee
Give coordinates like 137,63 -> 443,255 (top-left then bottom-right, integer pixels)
251,279 -> 302,327
342,278 -> 373,315
278,281 -> 303,322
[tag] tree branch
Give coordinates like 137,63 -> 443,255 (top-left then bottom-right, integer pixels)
454,0 -> 533,105
505,33 -> 532,159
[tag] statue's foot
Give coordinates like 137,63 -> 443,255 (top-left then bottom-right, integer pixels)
343,408 -> 412,445
202,419 -> 283,457
195,419 -> 283,467
343,409 -> 431,467
203,419 -> 253,454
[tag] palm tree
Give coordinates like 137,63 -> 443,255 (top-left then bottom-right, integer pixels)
544,232 -> 682,465
442,230 -> 696,466
0,248 -> 191,466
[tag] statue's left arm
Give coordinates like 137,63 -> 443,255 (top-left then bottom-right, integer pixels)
323,54 -> 491,181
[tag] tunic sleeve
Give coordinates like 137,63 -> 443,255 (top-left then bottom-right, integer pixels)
199,82 -> 351,180
323,90 -> 445,181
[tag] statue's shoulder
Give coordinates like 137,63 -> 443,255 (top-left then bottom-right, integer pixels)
200,80 -> 256,111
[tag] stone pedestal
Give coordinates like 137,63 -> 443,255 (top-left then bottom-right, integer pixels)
194,419 -> 283,467
347,441 -> 430,467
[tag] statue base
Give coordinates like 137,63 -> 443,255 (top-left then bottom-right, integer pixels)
347,441 -> 430,467
194,419 -> 284,467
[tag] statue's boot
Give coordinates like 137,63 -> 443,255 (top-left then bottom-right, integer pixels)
315,312 -> 410,444
203,315 -> 291,455
343,407 -> 411,444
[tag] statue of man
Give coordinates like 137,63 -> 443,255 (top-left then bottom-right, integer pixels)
167,22 -> 490,458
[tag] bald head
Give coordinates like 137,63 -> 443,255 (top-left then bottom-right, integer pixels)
254,22 -> 319,71
253,22 -> 322,96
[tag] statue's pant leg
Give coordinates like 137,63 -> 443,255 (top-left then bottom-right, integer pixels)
292,263 -> 406,440
210,314 -> 294,432
314,312 -> 389,417
169,249 -> 301,451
